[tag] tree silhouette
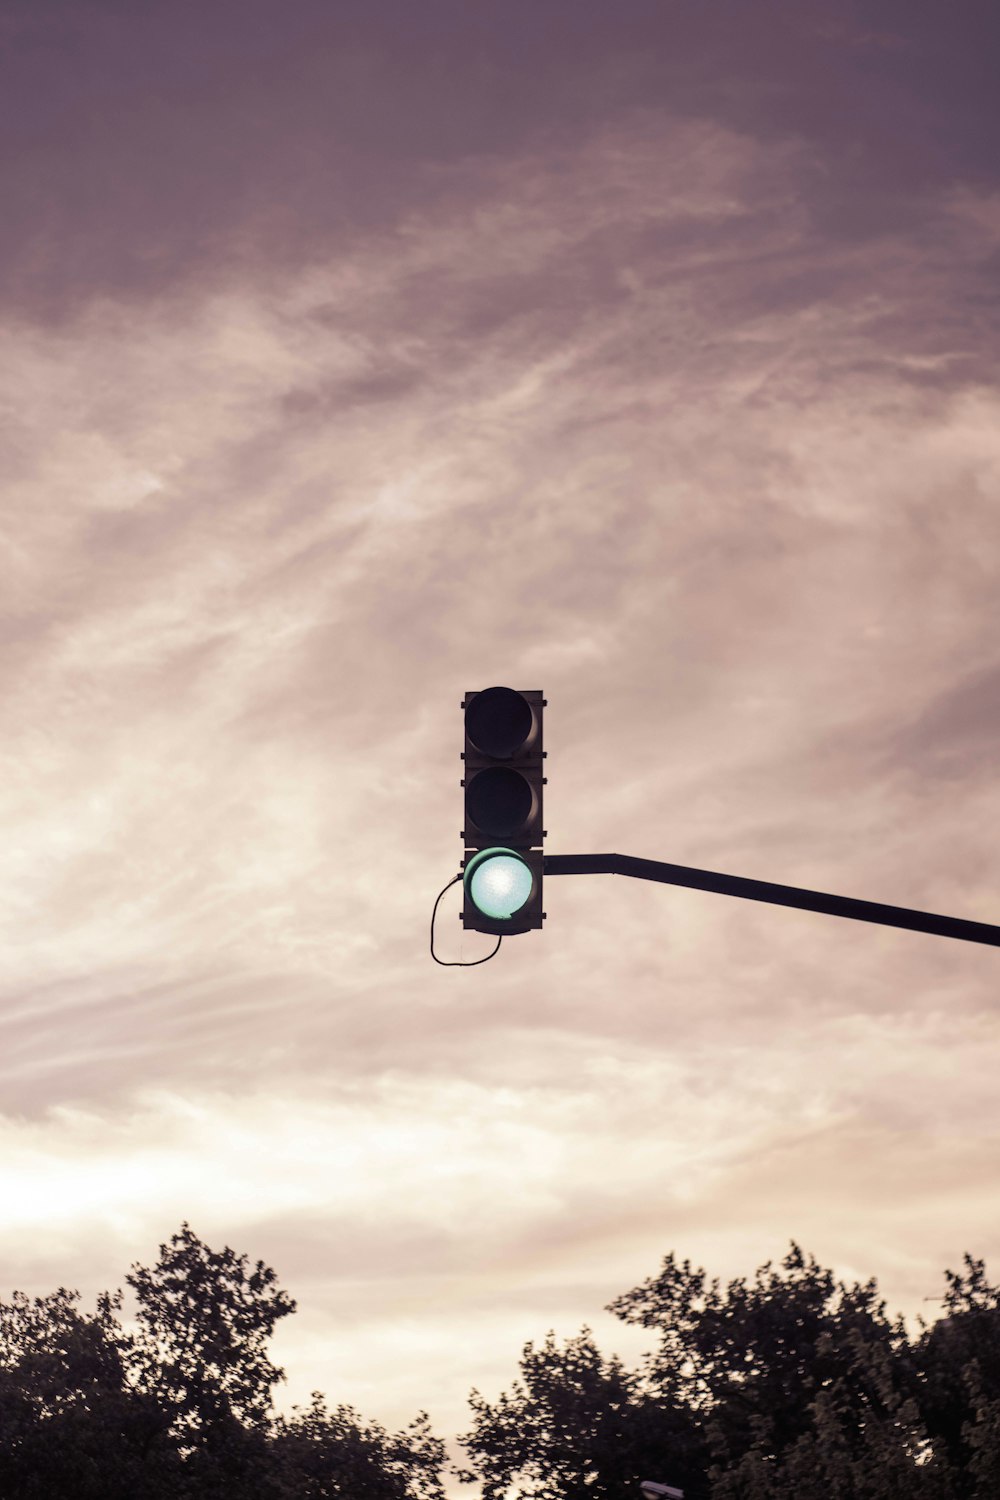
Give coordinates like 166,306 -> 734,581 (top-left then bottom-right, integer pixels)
914,1255 -> 1000,1497
456,1326 -> 708,1500
0,1224 -> 444,1500
0,1285 -> 177,1498
271,1397 -> 445,1500
459,1244 -> 1000,1499
4,1229 -> 1000,1498
125,1222 -> 295,1439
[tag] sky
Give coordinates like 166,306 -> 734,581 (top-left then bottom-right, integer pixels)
2,0 -> 1000,1480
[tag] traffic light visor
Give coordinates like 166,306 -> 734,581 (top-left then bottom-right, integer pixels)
465,848 -> 534,920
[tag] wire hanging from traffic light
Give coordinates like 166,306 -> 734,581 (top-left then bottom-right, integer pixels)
429,873 -> 503,967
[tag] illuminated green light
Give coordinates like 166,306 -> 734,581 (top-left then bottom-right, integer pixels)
466,848 -> 533,920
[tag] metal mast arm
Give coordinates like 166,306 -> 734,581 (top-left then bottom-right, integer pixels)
542,853 -> 1000,948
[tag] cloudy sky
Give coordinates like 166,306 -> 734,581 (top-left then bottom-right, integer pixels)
2,0 -> 999,1476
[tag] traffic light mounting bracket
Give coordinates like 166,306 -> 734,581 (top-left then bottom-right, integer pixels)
542,853 -> 1000,948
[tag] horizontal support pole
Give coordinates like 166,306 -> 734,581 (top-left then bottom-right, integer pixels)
542,853 -> 1000,949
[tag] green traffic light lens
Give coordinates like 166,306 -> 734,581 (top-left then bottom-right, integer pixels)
466,849 -> 534,920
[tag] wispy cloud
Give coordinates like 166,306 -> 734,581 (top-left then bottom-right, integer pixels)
1,5 -> 999,1464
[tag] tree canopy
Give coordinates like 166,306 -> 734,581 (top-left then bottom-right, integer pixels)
459,1244 -> 1000,1500
0,1224 -> 444,1500
3,1228 -> 999,1498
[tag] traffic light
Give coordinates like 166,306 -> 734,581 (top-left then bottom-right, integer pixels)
461,687 -> 545,935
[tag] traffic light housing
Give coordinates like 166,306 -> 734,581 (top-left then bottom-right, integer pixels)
461,687 -> 545,935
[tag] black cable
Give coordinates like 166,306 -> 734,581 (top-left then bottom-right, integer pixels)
430,873 -> 503,966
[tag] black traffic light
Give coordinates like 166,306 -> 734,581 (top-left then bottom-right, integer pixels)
461,687 -> 546,935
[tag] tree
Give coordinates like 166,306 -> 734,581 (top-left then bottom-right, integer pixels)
456,1326 -> 707,1500
271,1396 -> 446,1500
125,1221 -> 296,1437
0,1225 -> 445,1500
119,1221 -> 298,1498
609,1243 -> 909,1469
0,1285 -> 178,1499
459,1244 -> 991,1500
914,1255 -> 1000,1498
707,1325 -> 956,1500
